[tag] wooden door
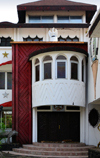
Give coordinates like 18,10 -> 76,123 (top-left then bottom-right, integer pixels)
38,112 -> 80,142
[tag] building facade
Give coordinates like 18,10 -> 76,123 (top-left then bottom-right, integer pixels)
0,0 -> 98,145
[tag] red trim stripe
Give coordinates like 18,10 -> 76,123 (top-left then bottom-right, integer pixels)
0,61 -> 12,67
0,101 -> 12,107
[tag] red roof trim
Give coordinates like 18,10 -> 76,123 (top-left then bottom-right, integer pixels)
0,101 -> 12,107
0,61 -> 12,67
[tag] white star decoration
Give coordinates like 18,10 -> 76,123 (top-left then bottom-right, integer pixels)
2,92 -> 9,98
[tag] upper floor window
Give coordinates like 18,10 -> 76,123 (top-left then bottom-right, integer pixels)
23,36 -> 43,41
29,16 -> 54,23
58,36 -> 79,42
56,55 -> 67,78
70,56 -> 78,80
35,58 -> 40,82
0,37 -> 12,47
57,16 -> 82,23
43,56 -> 52,79
0,72 -> 12,89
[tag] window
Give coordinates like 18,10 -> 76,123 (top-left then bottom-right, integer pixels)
0,111 -> 12,129
57,16 -> 82,23
43,56 -> 52,79
58,36 -> 79,42
82,59 -> 84,82
29,16 -> 53,23
23,36 -> 43,41
0,72 -> 12,89
56,55 -> 67,78
0,37 -> 12,46
35,58 -> 40,82
70,56 -> 78,80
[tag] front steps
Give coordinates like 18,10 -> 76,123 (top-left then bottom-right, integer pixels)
2,142 -> 95,157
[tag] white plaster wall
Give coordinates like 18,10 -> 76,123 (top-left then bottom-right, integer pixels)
88,104 -> 100,146
31,51 -> 86,107
0,47 -> 12,65
0,28 -> 14,39
88,38 -> 100,104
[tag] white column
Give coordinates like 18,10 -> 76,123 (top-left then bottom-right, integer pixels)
17,28 -> 20,41
79,59 -> 82,81
80,107 -> 85,143
52,56 -> 56,80
45,28 -> 49,41
67,56 -> 71,80
14,28 -> 17,41
32,107 -> 37,143
40,59 -> 42,81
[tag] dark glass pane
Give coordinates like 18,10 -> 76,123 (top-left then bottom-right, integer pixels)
73,38 -> 79,42
43,56 -> 52,62
82,60 -> 84,82
37,106 -> 50,110
70,16 -> 82,23
29,16 -> 40,23
42,16 -> 53,23
0,72 -> 5,89
59,38 -> 65,41
71,63 -> 78,79
34,38 -> 39,41
58,16 -> 69,23
57,55 -> 66,60
35,65 -> 40,82
66,106 -> 80,110
70,56 -> 78,61
44,63 -> 51,79
7,72 -> 12,89
57,62 -> 65,78
66,38 -> 72,41
27,38 -> 32,41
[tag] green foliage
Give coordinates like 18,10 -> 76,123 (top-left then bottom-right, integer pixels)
0,118 -> 6,148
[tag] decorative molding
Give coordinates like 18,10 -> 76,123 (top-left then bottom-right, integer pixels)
0,60 -> 12,67
0,101 -> 12,107
2,51 -> 9,58
2,92 -> 9,98
91,59 -> 98,99
58,36 -> 79,41
23,35 -> 43,41
97,124 -> 100,131
89,108 -> 99,127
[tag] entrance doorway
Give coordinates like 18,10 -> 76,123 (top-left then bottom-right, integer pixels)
38,112 -> 80,142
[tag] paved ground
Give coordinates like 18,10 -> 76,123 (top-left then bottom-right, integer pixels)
1,152 -> 36,158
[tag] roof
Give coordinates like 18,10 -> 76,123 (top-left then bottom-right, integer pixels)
18,0 -> 95,7
0,22 -> 90,28
89,9 -> 100,37
17,0 -> 97,23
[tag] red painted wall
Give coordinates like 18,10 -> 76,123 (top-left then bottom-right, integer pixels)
12,43 -> 87,144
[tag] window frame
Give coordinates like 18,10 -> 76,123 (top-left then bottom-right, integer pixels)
0,72 -> 12,90
0,110 -> 12,129
57,16 -> 82,23
70,56 -> 78,80
35,59 -> 40,82
43,56 -> 52,80
29,16 -> 54,23
56,56 -> 67,79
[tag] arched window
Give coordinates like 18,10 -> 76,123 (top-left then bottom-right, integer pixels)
82,59 -> 84,82
35,58 -> 40,82
70,56 -> 78,80
56,55 -> 67,78
43,56 -> 52,79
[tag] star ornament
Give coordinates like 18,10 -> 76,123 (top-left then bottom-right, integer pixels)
2,92 -> 9,98
2,52 -> 9,58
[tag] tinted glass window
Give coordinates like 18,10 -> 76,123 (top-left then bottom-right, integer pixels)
70,16 -> 82,23
44,63 -> 51,79
35,65 -> 40,82
0,72 -> 5,89
57,62 -> 65,78
71,63 -> 78,79
7,72 -> 12,89
42,16 -> 53,23
29,16 -> 40,23
57,16 -> 69,23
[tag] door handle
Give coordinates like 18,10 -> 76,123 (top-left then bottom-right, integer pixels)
59,125 -> 60,129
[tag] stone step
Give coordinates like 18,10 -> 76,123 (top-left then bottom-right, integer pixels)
13,148 -> 88,156
2,151 -> 88,158
32,142 -> 86,147
23,144 -> 94,151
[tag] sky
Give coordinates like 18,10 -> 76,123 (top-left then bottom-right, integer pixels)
0,0 -> 99,23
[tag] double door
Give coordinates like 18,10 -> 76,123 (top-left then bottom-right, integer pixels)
38,112 -> 80,142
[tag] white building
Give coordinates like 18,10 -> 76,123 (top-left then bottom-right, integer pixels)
0,0 -> 98,146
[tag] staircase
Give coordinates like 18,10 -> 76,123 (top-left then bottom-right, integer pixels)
3,142 -> 94,158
